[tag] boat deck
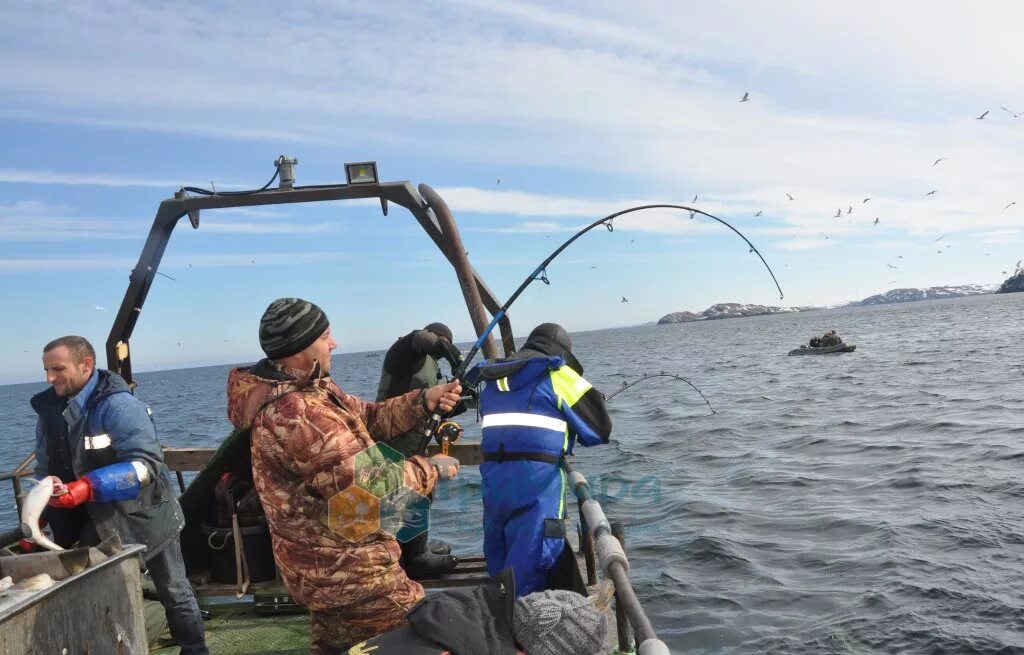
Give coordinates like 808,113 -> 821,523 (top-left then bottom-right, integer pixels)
144,445 -> 630,653
151,599 -> 309,654
151,552 -> 619,654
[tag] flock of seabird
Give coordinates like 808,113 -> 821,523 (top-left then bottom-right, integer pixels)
728,92 -> 1019,279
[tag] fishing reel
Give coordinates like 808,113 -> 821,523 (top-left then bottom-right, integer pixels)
435,420 -> 463,456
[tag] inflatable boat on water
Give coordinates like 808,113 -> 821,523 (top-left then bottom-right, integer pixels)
789,343 -> 857,355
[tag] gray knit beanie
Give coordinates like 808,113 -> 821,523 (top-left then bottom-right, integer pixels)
259,297 -> 330,360
512,589 -> 608,655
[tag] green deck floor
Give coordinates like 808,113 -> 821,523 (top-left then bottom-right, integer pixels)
150,602 -> 309,654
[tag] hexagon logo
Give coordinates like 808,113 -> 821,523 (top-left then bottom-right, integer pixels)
353,443 -> 406,499
380,486 -> 431,542
327,486 -> 380,542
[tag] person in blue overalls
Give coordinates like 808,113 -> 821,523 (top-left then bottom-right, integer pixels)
466,323 -> 612,596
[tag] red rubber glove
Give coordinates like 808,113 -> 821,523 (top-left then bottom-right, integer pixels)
48,478 -> 94,509
19,517 -> 48,552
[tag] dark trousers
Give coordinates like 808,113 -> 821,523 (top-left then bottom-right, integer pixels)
146,537 -> 209,655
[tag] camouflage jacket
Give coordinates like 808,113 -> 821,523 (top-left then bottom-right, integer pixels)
226,359 -> 438,611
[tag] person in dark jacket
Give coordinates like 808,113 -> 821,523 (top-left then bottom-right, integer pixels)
375,322 -> 464,578
340,568 -> 610,655
819,330 -> 843,347
32,335 -> 208,654
466,323 -> 612,596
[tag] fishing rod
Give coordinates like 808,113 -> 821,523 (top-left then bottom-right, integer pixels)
417,203 -> 782,455
603,372 -> 716,415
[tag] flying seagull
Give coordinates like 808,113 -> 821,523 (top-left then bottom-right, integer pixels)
976,110 -> 989,120
926,190 -> 938,196
754,210 -> 763,217
873,217 -> 880,225
1003,201 -> 1016,210
621,296 -> 629,302
1001,106 -> 1021,118
886,264 -> 898,269
692,194 -> 698,202
932,157 -> 946,167
847,205 -> 853,214
740,92 -> 750,102
896,255 -> 903,259
786,193 -> 796,201
93,305 -> 105,311
590,266 -> 598,269
834,208 -> 842,218
496,178 -> 501,186
862,198 -> 871,204
935,234 -> 947,242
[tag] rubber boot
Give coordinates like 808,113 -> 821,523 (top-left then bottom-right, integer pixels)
428,540 -> 451,555
401,532 -> 458,579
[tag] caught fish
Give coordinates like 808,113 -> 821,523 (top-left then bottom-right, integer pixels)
14,573 -> 54,591
20,478 -> 63,551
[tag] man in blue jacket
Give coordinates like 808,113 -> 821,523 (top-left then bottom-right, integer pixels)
467,323 -> 612,596
32,335 -> 208,654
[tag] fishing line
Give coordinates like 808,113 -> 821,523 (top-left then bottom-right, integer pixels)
417,203 -> 778,454
603,372 -> 716,415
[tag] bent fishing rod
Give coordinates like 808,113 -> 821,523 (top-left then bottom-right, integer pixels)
603,372 -> 716,415
417,203 -> 783,455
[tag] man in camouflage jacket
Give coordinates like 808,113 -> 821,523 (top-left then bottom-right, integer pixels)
227,298 -> 462,654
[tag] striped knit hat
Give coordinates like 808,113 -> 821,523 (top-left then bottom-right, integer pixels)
512,589 -> 608,655
259,297 -> 330,360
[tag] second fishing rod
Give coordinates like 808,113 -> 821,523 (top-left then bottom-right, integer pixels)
416,203 -> 783,455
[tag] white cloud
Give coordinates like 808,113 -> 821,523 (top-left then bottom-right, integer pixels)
773,237 -> 839,251
199,221 -> 336,234
0,168 -> 182,188
0,200 -> 140,241
977,230 -> 1023,244
0,252 -> 351,272
1,1 -> 1022,264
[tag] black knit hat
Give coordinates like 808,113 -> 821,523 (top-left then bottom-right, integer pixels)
259,297 -> 330,360
423,322 -> 453,342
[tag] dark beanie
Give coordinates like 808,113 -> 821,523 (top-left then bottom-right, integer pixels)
423,322 -> 453,342
259,297 -> 330,360
522,323 -> 583,374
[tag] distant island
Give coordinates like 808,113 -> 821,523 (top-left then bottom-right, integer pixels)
657,284 -> 1001,324
658,303 -> 811,324
850,284 -> 995,306
997,269 -> 1024,294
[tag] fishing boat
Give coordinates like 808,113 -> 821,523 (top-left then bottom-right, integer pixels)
0,158 -> 668,654
788,343 -> 857,355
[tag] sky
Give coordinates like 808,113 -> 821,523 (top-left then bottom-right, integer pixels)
1,1 -> 1022,384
